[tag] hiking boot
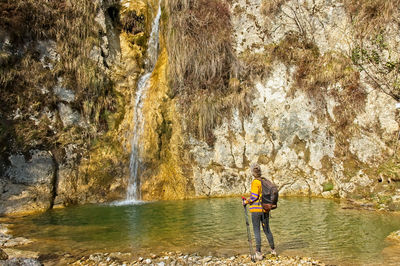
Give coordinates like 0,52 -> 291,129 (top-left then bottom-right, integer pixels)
255,251 -> 263,261
270,249 -> 277,256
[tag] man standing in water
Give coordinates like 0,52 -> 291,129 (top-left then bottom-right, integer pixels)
243,163 -> 276,260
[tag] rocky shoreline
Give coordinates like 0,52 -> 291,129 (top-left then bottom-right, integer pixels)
70,251 -> 325,266
0,249 -> 326,266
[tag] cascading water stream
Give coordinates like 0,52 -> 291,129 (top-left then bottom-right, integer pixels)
125,3 -> 162,202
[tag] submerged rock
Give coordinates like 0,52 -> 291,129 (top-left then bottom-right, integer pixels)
1,248 -> 39,260
2,237 -> 33,247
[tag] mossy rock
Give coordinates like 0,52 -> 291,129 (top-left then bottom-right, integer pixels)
377,194 -> 393,205
322,182 -> 334,192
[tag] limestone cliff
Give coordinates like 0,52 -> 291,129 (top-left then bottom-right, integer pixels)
1,0 -> 400,215
144,0 -> 400,209
178,0 -> 400,210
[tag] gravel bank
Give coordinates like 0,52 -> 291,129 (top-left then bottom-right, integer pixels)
71,251 -> 325,266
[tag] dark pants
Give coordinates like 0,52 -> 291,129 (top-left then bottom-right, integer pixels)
251,212 -> 275,252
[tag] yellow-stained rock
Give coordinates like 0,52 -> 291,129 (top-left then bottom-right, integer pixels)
140,38 -> 190,200
120,0 -> 147,16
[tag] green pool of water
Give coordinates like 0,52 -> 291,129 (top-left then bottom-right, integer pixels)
10,197 -> 400,265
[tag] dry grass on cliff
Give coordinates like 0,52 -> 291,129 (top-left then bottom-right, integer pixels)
0,0 -> 116,150
166,0 -> 235,95
187,88 -> 252,144
238,49 -> 273,80
166,0 -> 252,143
343,0 -> 400,38
343,0 -> 400,101
295,51 -> 363,112
269,32 -> 366,158
270,33 -> 366,121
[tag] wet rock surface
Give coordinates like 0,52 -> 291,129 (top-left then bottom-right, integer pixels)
0,224 -> 33,250
0,223 -> 41,265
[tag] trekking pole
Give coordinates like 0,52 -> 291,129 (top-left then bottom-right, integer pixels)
242,197 -> 256,262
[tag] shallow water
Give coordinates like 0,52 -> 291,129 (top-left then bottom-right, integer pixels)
10,197 -> 400,265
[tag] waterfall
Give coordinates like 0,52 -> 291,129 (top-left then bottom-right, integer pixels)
125,3 -> 162,202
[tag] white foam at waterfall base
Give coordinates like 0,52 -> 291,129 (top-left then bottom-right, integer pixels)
109,199 -> 146,206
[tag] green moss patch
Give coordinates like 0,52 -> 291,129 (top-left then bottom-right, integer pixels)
322,182 -> 334,192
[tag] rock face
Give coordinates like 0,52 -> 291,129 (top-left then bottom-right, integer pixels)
1,0 -> 400,214
0,0 -> 129,215
6,150 -> 54,186
0,151 -> 55,214
186,61 -> 396,198
137,0 -> 400,204
179,0 -> 400,202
